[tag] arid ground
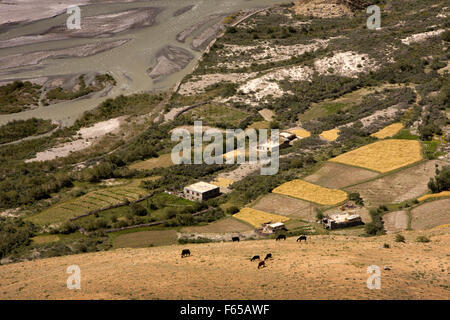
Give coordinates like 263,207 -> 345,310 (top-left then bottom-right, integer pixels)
0,226 -> 448,300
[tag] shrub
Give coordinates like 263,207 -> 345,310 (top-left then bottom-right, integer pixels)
416,236 -> 430,243
130,203 -> 147,216
395,234 -> 406,243
226,206 -> 239,215
383,243 -> 390,248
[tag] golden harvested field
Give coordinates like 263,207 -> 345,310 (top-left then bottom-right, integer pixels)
319,129 -> 340,141
371,123 -> 404,139
418,191 -> 450,202
233,208 -> 289,228
210,177 -> 235,188
272,180 -> 348,206
289,128 -> 311,138
1,227 -> 449,299
330,139 -> 423,173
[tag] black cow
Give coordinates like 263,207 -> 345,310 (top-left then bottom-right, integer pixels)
250,255 -> 260,262
181,249 -> 191,258
258,261 -> 266,269
297,235 -> 307,242
232,236 -> 240,242
276,234 -> 286,241
264,253 -> 272,260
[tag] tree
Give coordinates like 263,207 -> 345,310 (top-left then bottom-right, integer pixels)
131,203 -> 147,216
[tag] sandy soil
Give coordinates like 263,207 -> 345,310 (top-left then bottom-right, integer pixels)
293,0 -> 352,18
305,162 -> 379,189
401,29 -> 445,45
314,51 -> 378,78
382,211 -> 409,234
26,117 -> 122,162
178,72 -> 256,95
411,199 -> 450,230
0,227 -> 448,299
258,109 -> 274,121
0,40 -> 128,72
148,46 -> 194,81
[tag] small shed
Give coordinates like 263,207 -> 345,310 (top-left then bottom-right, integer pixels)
260,221 -> 286,234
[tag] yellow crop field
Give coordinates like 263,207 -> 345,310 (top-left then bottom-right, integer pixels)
233,208 -> 289,228
320,129 -> 340,141
418,191 -> 450,202
272,180 -> 347,206
329,139 -> 422,173
289,128 -> 311,138
371,123 -> 404,139
211,177 -> 235,188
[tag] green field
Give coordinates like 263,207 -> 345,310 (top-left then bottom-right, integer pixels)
185,103 -> 248,127
28,180 -> 149,225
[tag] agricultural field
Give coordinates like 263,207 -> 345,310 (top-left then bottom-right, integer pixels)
233,208 -> 289,228
330,139 -> 423,173
371,123 -> 404,139
319,129 -> 340,141
1,227 -> 449,299
418,191 -> 450,202
181,216 -> 253,233
304,162 -> 379,189
130,153 -> 174,171
27,180 -> 149,225
345,160 -> 444,207
184,103 -> 248,128
250,193 -> 317,221
382,211 -> 409,234
210,177 -> 235,188
113,230 -> 178,248
288,128 -> 311,138
272,180 -> 348,206
411,199 -> 450,230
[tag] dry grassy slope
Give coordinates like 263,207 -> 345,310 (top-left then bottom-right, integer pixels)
0,227 -> 449,300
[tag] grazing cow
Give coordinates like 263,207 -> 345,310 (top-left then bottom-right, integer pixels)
276,234 -> 286,241
250,255 -> 260,262
232,236 -> 240,242
181,249 -> 191,258
264,253 -> 272,260
258,261 -> 265,269
297,235 -> 307,242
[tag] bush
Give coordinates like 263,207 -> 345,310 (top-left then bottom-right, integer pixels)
383,243 -> 390,248
130,203 -> 147,216
395,234 -> 405,243
226,206 -> 239,215
416,236 -> 430,243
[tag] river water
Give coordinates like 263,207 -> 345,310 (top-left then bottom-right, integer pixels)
0,0 -> 285,126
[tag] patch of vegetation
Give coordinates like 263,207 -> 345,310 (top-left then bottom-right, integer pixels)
395,234 -> 406,243
0,118 -> 57,144
0,81 -> 42,114
416,235 -> 430,243
0,218 -> 37,259
428,166 -> 450,193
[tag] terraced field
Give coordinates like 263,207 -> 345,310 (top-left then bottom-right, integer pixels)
250,193 -> 317,221
304,162 -> 379,189
319,129 -> 340,141
345,160 -> 443,206
411,199 -> 450,230
272,180 -> 348,206
28,180 -> 149,225
233,208 -> 289,228
330,139 -> 423,173
371,123 -> 404,139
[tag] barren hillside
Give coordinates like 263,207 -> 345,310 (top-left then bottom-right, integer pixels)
0,227 -> 448,300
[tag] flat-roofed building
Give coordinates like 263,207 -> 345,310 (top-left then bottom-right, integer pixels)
184,181 -> 220,201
